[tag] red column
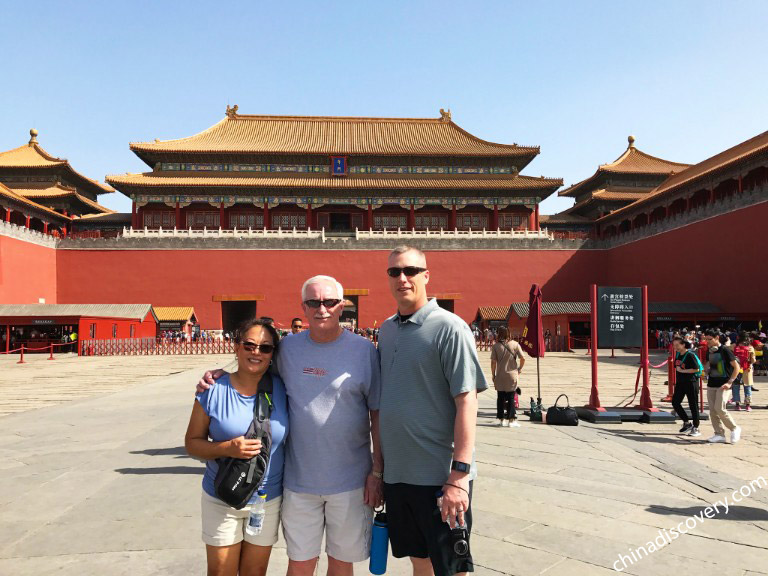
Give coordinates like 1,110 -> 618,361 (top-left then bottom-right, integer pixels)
367,204 -> 373,230
5,325 -> 9,353
175,202 -> 182,229
534,204 -> 540,231
4,208 -> 10,222
738,174 -> 743,194
263,204 -> 270,229
219,202 -> 226,229
527,208 -> 535,230
61,226 -> 67,238
307,204 -> 313,229
709,188 -> 715,203
43,222 -> 49,234
408,204 -> 415,230
491,205 -> 499,230
131,201 -> 137,228
450,205 -> 457,230
24,215 -> 30,229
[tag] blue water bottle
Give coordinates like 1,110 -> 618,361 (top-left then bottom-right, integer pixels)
369,508 -> 388,575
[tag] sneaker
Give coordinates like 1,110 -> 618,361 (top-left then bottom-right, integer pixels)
510,420 -> 521,428
679,422 -> 693,434
746,405 -> 752,412
502,419 -> 510,427
688,427 -> 702,437
707,435 -> 727,443
731,426 -> 742,444
735,404 -> 742,411
493,419 -> 504,427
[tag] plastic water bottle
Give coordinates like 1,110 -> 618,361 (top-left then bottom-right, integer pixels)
245,490 -> 267,536
369,509 -> 388,575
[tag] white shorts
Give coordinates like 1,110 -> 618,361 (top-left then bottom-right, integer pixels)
281,487 -> 373,562
201,491 -> 282,547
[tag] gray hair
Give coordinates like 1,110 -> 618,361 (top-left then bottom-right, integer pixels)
301,275 -> 344,301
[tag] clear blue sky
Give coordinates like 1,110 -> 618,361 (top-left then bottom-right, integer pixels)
2,0 -> 766,214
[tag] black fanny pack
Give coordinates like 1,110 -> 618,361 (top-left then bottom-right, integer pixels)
214,373 -> 273,509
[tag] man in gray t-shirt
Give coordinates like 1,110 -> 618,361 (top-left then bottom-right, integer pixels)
379,246 -> 487,576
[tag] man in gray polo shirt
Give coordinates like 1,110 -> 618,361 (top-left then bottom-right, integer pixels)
378,246 -> 487,576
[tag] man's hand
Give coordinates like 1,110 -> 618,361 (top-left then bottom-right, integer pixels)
364,473 -> 384,508
227,436 -> 262,459
196,368 -> 226,394
441,478 -> 470,529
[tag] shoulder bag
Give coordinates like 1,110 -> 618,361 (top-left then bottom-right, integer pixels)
546,394 -> 579,426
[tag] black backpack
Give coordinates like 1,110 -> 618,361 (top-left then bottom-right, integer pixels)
214,373 -> 273,509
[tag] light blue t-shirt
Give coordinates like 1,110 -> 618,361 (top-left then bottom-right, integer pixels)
196,373 -> 288,503
277,329 -> 381,495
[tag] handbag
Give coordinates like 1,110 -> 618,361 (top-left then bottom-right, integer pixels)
546,394 -> 579,426
214,373 -> 273,509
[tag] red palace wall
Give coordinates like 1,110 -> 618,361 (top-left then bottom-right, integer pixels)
606,201 -> 768,314
55,249 -> 605,329
0,234 -> 57,304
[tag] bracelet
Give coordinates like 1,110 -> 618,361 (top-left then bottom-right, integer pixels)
444,482 -> 469,495
371,470 -> 383,479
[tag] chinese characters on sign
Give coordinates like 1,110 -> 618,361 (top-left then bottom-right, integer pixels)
597,286 -> 642,348
331,156 -> 347,176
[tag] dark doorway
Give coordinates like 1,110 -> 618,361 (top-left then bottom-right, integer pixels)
436,299 -> 455,313
221,301 -> 257,335
340,296 -> 359,328
330,213 -> 351,232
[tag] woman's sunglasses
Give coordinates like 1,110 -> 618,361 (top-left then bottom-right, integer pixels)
303,299 -> 342,309
241,342 -> 275,353
386,266 -> 427,278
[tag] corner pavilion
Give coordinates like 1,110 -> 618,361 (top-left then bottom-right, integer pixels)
107,108 -> 562,233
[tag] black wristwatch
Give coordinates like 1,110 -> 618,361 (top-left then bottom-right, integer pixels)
451,460 -> 471,474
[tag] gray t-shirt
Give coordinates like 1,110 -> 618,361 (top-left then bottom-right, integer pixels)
277,329 -> 381,495
378,299 -> 488,486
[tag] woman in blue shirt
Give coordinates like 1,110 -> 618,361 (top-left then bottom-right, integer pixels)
186,318 -> 288,576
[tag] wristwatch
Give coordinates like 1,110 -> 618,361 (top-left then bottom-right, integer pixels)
451,460 -> 471,474
371,470 -> 383,479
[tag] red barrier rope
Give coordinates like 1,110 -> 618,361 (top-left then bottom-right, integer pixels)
649,359 -> 669,369
0,346 -> 25,355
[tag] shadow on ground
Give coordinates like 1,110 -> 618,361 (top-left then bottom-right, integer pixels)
645,504 -> 768,521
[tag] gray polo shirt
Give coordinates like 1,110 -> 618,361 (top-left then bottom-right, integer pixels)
378,299 -> 488,486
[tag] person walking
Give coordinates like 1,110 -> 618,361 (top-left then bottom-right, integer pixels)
732,332 -> 754,412
490,326 -> 525,428
704,329 -> 742,444
378,245 -> 488,576
671,336 -> 702,437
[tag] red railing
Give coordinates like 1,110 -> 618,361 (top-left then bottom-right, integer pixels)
80,338 -> 236,356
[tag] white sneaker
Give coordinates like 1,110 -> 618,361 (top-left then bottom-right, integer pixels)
731,426 -> 742,444
707,435 -> 727,443
502,419 -> 510,427
509,420 -> 521,428
688,427 -> 701,437
493,419 -> 504,427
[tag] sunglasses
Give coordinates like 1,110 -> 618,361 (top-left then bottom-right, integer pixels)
241,342 -> 275,354
304,299 -> 342,309
386,266 -> 427,278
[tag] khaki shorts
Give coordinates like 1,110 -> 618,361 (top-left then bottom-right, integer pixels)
201,491 -> 282,547
281,487 -> 373,562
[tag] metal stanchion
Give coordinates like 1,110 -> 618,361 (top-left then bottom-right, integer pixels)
48,343 -> 55,360
17,345 -> 26,364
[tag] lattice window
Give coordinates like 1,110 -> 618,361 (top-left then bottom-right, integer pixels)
186,211 -> 220,229
499,213 -> 526,229
271,213 -> 307,229
142,211 -> 175,228
231,212 -> 264,229
456,213 -> 489,230
414,213 -> 448,229
374,214 -> 408,229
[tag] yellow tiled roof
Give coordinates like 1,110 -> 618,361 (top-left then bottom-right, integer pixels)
476,305 -> 511,321
130,111 -> 541,159
10,182 -> 113,214
107,172 -> 563,191
0,182 -> 71,220
559,137 -> 690,198
153,306 -> 196,322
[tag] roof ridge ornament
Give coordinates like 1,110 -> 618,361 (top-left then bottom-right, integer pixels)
628,135 -> 636,149
29,128 -> 38,146
226,104 -> 239,118
439,108 -> 451,122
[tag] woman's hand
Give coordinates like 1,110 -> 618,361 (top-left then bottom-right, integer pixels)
227,436 -> 262,459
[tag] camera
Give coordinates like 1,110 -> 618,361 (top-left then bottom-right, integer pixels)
450,525 -> 470,557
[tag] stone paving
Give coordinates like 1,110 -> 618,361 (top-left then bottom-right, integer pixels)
0,349 -> 766,575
